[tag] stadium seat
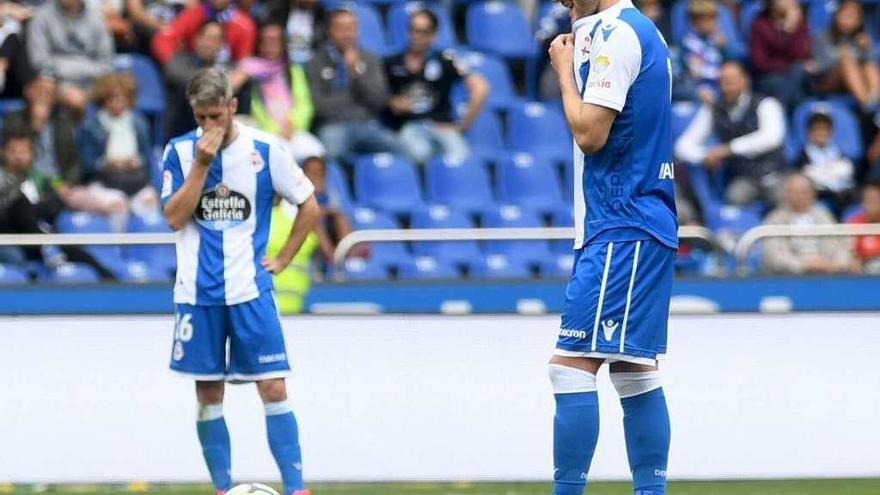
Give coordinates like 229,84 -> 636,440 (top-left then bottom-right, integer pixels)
324,1 -> 391,57
41,262 -> 101,284
670,0 -> 743,52
55,210 -> 130,278
0,98 -> 25,117
506,102 -> 571,165
339,256 -> 389,281
466,1 -> 535,59
462,107 -> 509,165
806,0 -> 834,35
739,0 -> 764,40
126,214 -> 176,279
550,206 -> 574,254
326,160 -> 354,211
496,153 -> 566,214
410,205 -> 483,265
350,207 -> 413,269
481,204 -> 553,265
451,51 -> 521,110
387,1 -> 457,55
0,264 -> 29,285
425,156 -> 495,214
788,100 -> 863,161
538,253 -> 575,278
113,54 -> 165,146
398,255 -> 460,279
469,253 -> 531,279
354,153 -> 425,215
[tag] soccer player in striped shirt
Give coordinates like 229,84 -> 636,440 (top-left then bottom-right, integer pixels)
547,0 -> 678,494
161,68 -> 319,495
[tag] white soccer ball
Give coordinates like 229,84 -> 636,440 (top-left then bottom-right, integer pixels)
226,483 -> 280,495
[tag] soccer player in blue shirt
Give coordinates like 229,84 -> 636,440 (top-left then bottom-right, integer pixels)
161,68 -> 320,495
547,1 -> 677,494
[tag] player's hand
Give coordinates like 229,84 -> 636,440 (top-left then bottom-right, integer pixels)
548,34 -> 574,76
262,256 -> 292,275
704,144 -> 730,169
195,127 -> 224,167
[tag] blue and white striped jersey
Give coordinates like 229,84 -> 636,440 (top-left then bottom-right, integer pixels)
160,124 -> 315,306
571,0 -> 678,250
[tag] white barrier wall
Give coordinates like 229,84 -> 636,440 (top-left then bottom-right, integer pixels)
1,314 -> 879,483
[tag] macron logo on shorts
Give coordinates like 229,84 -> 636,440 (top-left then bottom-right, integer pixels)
560,329 -> 587,339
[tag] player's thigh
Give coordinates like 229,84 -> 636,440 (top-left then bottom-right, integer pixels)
227,292 -> 290,380
169,304 -> 229,377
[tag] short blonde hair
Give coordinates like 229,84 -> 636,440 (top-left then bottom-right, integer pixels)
92,73 -> 138,107
186,68 -> 233,107
688,0 -> 718,17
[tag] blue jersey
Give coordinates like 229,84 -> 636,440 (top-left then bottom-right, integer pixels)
571,0 -> 678,249
160,124 -> 315,306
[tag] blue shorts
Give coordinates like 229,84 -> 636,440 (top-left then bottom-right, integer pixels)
169,291 -> 290,382
557,238 -> 675,365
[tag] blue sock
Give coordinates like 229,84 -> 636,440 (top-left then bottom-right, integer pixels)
196,405 -> 232,492
265,401 -> 304,494
621,388 -> 670,495
553,391 -> 600,495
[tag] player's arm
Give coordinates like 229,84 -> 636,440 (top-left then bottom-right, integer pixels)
162,128 -> 224,231
262,143 -> 319,274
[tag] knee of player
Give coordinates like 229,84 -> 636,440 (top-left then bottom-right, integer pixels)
548,363 -> 597,394
257,378 -> 288,403
609,370 -> 662,399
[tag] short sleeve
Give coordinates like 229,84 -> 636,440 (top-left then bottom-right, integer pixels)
582,22 -> 642,112
160,143 -> 184,206
269,141 -> 315,205
443,50 -> 470,79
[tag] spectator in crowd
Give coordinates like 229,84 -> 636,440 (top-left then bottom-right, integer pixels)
0,121 -> 115,278
0,21 -> 33,100
306,8 -> 402,161
675,61 -> 787,205
7,76 -> 128,217
796,111 -> 856,216
533,1 -> 569,100
76,73 -> 159,223
762,173 -> 853,274
385,9 -> 489,164
164,21 -> 226,138
847,181 -> 880,274
263,0 -> 325,64
26,0 -> 115,118
100,0 -> 135,51
812,0 -> 880,113
868,112 -> 880,180
635,0 -> 670,41
230,23 -> 324,162
675,0 -> 737,104
126,0 -> 187,54
151,0 -> 256,66
748,0 -> 812,111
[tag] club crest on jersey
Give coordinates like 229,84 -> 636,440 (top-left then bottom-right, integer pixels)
250,150 -> 265,172
196,182 -> 252,231
581,35 -> 591,57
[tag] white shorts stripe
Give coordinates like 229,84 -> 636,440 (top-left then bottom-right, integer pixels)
619,240 -> 642,353
591,242 -> 614,352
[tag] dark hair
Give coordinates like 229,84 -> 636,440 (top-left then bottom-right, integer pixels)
807,111 -> 834,129
302,155 -> 326,169
863,180 -> 880,194
1,120 -> 34,148
327,7 -> 356,26
831,0 -> 864,44
410,8 -> 438,32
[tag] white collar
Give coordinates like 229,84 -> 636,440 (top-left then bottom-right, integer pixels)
572,0 -> 635,31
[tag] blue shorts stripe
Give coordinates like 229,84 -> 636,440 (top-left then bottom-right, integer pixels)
619,240 -> 642,353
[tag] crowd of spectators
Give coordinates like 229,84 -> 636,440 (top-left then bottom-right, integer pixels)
0,0 -> 879,280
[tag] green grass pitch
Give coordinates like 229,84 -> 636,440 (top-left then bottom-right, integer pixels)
2,480 -> 878,494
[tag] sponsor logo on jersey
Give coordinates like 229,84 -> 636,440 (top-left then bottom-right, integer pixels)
195,182 -> 252,230
658,162 -> 675,180
587,78 -> 611,89
594,54 -> 611,74
601,24 -> 617,41
560,328 -> 587,339
601,319 -> 619,341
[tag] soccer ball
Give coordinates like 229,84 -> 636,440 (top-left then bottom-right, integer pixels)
226,483 -> 280,495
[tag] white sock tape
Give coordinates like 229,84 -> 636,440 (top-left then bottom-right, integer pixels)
197,403 -> 224,422
548,364 -> 598,394
609,371 -> 662,398
264,401 -> 292,416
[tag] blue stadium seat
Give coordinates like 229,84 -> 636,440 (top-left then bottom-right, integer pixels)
506,102 -> 571,164
470,254 -> 531,279
354,153 -> 425,215
119,260 -> 170,283
398,255 -> 460,279
671,101 -> 701,143
452,51 -> 521,110
466,1 -> 535,59
739,0 -> 764,39
842,204 -> 864,222
0,264 -> 29,285
806,0 -> 834,35
671,0 -> 743,53
425,156 -> 495,214
113,54 -> 165,145
550,206 -> 574,254
538,253 -> 575,278
326,160 -> 354,211
0,98 -> 25,117
339,257 -> 389,281
55,211 -> 129,277
126,213 -> 176,279
788,100 -> 863,161
481,205 -> 552,265
350,207 -> 413,268
410,205 -> 482,265
42,262 -> 101,284
462,107 -> 509,164
496,153 -> 566,214
325,1 -> 391,57
387,1 -> 457,55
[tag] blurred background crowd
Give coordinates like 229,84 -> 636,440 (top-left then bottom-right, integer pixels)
1,0 -> 879,296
